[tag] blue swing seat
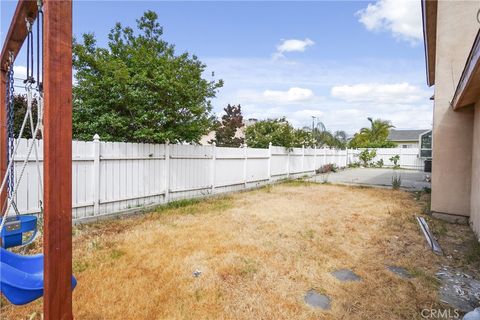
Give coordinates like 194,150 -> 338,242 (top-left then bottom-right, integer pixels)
0,248 -> 77,305
1,215 -> 38,249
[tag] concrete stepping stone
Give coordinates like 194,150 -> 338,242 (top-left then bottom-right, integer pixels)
387,265 -> 412,279
331,269 -> 361,282
304,289 -> 331,310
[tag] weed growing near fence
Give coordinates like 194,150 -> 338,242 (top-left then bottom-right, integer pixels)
391,173 -> 402,190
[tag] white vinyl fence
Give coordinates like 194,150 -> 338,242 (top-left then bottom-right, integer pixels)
11,136 -> 423,221
347,147 -> 424,170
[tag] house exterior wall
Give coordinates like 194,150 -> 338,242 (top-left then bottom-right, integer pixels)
431,0 -> 476,217
471,105 -> 480,237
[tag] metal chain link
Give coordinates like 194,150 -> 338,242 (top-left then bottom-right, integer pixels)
6,65 -> 15,200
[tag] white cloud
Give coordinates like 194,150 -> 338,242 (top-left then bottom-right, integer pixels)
263,87 -> 314,102
273,38 -> 314,59
204,57 -> 433,133
357,0 -> 422,44
13,65 -> 27,79
331,82 -> 429,104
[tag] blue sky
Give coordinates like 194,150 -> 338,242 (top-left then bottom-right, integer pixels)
1,0 -> 432,134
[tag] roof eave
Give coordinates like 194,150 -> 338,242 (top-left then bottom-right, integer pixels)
422,0 -> 438,86
452,29 -> 480,110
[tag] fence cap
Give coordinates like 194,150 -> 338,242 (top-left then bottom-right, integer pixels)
93,134 -> 100,141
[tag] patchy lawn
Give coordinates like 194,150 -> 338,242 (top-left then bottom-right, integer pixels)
1,182 -> 478,319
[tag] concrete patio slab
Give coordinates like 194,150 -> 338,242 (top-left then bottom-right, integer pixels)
308,168 -> 431,191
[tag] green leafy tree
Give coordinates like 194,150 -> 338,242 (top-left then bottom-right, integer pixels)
211,104 -> 244,147
245,118 -> 311,149
292,128 -> 316,148
349,117 -> 396,148
72,11 -> 223,143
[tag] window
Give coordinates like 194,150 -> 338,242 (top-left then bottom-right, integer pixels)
419,130 -> 432,159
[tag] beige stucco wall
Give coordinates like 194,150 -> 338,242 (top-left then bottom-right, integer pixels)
431,0 -> 476,217
471,105 -> 480,238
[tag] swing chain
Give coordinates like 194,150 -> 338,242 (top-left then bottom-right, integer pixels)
6,59 -> 15,200
24,18 -> 35,86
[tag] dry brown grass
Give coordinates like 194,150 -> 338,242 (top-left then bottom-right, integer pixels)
0,182 -> 466,319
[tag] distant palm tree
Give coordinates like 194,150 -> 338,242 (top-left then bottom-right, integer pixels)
310,122 -> 347,148
349,117 -> 395,148
359,117 -> 394,143
302,122 -> 348,148
333,130 -> 347,143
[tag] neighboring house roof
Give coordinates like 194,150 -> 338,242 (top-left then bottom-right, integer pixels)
388,129 -> 430,142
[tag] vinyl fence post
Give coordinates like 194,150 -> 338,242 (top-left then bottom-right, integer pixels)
400,147 -> 405,169
302,145 -> 305,174
243,144 -> 248,188
164,140 -> 170,203
313,145 -> 317,174
323,147 -> 327,167
93,134 -> 100,217
286,148 -> 290,179
345,148 -> 349,168
268,142 -> 272,182
211,142 -> 216,194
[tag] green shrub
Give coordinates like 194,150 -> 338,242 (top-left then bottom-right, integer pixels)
359,149 -> 377,167
348,161 -> 361,168
389,154 -> 400,169
374,159 -> 384,168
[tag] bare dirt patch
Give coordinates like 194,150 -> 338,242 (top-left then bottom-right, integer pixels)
1,182 -> 478,319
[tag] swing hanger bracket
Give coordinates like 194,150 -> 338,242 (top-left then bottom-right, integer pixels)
23,76 -> 35,85
7,51 -> 14,69
25,18 -> 33,32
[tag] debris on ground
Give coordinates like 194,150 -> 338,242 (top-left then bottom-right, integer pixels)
464,308 -> 480,320
193,269 -> 202,278
436,266 -> 480,313
417,216 -> 443,255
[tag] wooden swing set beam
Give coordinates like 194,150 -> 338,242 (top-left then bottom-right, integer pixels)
0,1 -> 73,319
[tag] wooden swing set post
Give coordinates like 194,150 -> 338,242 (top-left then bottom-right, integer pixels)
0,0 -> 73,319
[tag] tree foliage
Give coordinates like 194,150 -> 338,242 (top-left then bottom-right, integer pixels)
245,118 -> 314,149
211,104 -> 244,147
72,11 -> 223,143
305,122 -> 347,148
348,117 -> 396,148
